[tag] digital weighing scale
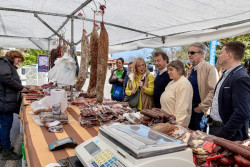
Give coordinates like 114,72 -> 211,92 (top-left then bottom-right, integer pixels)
75,124 -> 194,167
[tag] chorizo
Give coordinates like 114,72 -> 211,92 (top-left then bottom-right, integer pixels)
218,157 -> 234,165
234,154 -> 250,167
87,27 -> 99,96
96,22 -> 109,103
75,30 -> 90,91
213,137 -> 250,159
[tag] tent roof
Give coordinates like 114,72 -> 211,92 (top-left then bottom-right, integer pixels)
0,0 -> 250,53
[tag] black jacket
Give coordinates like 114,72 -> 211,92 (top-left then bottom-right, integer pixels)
215,65 -> 250,141
0,56 -> 23,114
109,67 -> 127,87
153,71 -> 171,108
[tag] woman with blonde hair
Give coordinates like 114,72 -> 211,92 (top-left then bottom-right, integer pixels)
125,57 -> 154,110
160,60 -> 193,127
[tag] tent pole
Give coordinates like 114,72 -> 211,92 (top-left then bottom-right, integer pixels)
47,38 -> 50,56
47,38 -> 50,83
49,0 -> 92,38
28,38 -> 44,51
0,34 -> 48,40
70,17 -> 74,102
74,19 -> 160,45
34,14 -> 70,46
0,7 -> 160,40
0,7 -> 71,17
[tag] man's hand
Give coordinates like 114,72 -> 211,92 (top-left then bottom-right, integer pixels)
112,76 -> 117,79
118,79 -> 124,82
131,88 -> 136,94
194,107 -> 203,113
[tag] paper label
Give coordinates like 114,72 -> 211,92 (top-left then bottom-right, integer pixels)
202,141 -> 217,153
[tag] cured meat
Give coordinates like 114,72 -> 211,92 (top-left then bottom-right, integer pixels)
50,45 -> 63,68
75,30 -> 90,91
213,137 -> 250,159
151,123 -> 179,135
87,27 -> 99,96
234,154 -> 250,166
96,22 -> 109,103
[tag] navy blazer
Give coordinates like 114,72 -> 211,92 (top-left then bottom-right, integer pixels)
216,65 -> 250,141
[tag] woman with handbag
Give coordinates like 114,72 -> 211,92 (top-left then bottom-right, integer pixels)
109,58 -> 127,101
125,57 -> 154,111
160,60 -> 193,127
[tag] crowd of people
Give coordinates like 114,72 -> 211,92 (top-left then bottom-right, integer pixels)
109,41 -> 250,142
0,41 -> 249,161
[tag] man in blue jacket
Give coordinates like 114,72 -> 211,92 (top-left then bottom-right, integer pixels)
153,52 -> 171,108
209,41 -> 250,141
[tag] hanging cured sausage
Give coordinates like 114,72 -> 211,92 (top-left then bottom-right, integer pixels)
87,27 -> 99,96
96,22 -> 109,103
75,30 -> 90,91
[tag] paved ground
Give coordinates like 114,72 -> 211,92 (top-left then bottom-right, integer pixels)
0,113 -> 23,167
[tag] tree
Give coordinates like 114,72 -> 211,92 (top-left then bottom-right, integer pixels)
147,48 -> 164,63
22,49 -> 47,66
218,34 -> 250,64
127,55 -> 137,62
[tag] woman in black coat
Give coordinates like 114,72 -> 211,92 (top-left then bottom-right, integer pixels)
0,50 -> 27,160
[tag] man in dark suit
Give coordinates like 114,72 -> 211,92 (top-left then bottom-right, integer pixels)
209,41 -> 250,141
153,52 -> 171,108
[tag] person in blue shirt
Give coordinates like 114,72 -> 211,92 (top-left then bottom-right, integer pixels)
209,41 -> 250,141
109,58 -> 127,101
153,52 -> 171,108
187,43 -> 219,132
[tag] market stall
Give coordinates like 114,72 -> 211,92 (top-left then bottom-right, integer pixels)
21,96 -> 98,167
20,87 -> 250,167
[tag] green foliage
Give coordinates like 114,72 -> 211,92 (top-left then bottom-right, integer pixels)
176,46 -> 189,60
146,48 -> 163,63
218,34 -> 250,64
22,49 -> 48,66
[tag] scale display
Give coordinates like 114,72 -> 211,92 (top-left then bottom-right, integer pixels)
99,124 -> 187,158
84,142 -> 101,156
75,124 -> 194,167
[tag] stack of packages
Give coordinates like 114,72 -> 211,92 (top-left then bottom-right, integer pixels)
71,97 -> 94,107
151,122 -> 250,166
151,123 -> 213,165
71,97 -> 129,107
40,112 -> 68,133
79,103 -> 134,128
140,108 -> 176,126
30,95 -> 69,133
32,109 -> 69,133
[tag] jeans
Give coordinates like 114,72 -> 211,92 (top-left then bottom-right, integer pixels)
0,113 -> 13,151
188,107 -> 206,131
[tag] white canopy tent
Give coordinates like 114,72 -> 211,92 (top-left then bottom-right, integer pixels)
0,0 -> 250,53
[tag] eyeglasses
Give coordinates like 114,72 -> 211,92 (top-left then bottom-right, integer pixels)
188,51 -> 201,55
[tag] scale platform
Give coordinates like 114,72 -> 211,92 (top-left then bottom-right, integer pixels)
76,124 -> 194,167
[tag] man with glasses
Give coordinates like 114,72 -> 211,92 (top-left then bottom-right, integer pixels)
187,43 -> 219,131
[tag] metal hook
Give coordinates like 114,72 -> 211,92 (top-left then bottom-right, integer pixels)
81,9 -> 86,18
91,0 -> 98,12
99,0 -> 106,6
60,27 -> 66,36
